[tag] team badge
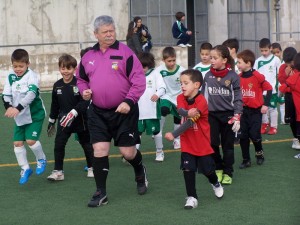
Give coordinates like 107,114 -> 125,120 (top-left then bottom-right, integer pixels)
225,80 -> 231,87
112,62 -> 119,70
248,83 -> 253,89
73,86 -> 79,93
57,89 -> 62,95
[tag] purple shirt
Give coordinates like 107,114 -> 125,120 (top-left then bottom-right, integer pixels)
76,41 -> 146,109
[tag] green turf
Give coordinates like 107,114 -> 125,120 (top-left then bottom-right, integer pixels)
0,92 -> 299,225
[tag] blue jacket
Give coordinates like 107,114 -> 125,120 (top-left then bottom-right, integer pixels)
172,21 -> 188,39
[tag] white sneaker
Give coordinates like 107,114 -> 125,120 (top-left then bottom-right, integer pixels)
294,153 -> 300,159
178,44 -> 186,48
155,151 -> 164,162
184,196 -> 198,209
292,138 -> 300,149
87,167 -> 94,178
211,182 -> 224,198
47,170 -> 64,181
186,44 -> 192,47
173,139 -> 181,149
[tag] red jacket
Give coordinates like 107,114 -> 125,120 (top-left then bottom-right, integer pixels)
280,71 -> 300,121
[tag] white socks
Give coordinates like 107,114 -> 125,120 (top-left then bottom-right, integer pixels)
29,141 -> 46,161
14,145 -> 29,170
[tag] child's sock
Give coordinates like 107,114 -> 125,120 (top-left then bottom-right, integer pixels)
29,141 -> 46,161
14,145 -> 30,170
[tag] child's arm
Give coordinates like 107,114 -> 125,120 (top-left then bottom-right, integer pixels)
151,72 -> 166,102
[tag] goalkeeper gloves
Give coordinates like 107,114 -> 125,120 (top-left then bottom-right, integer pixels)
60,109 -> 78,127
47,118 -> 56,137
228,114 -> 241,133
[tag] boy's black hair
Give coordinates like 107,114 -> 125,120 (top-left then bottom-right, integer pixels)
181,69 -> 203,87
80,47 -> 93,58
11,49 -> 29,64
293,53 -> 300,71
282,47 -> 297,63
175,12 -> 185,21
58,54 -> 77,69
271,42 -> 282,51
162,46 -> 176,59
133,16 -> 142,23
222,38 -> 239,52
237,49 -> 256,67
200,42 -> 213,51
138,52 -> 155,69
259,38 -> 271,48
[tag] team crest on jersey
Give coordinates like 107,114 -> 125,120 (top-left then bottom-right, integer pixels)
16,84 -> 21,90
112,62 -> 119,70
57,89 -> 62,95
224,80 -> 231,87
73,86 -> 79,94
248,83 -> 253,89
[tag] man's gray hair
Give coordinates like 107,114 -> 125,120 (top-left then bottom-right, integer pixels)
94,15 -> 115,32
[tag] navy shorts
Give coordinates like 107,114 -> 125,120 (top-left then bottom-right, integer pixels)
87,103 -> 140,147
180,152 -> 216,175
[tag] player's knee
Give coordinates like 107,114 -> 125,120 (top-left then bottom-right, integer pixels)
14,141 -> 24,147
161,107 -> 170,117
26,140 -> 36,146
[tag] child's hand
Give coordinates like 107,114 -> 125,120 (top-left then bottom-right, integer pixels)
261,105 -> 268,114
150,94 -> 159,102
187,108 -> 200,118
82,89 -> 92,100
165,132 -> 174,141
4,107 -> 19,118
285,65 -> 294,76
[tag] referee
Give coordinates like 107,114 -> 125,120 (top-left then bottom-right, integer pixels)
77,15 -> 147,208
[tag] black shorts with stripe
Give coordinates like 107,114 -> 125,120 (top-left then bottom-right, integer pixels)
87,103 -> 140,147
180,152 -> 216,175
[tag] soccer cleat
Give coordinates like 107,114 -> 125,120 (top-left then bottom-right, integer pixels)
173,139 -> 181,149
155,151 -> 164,162
260,123 -> 269,134
36,159 -> 47,175
256,151 -> 265,165
87,190 -> 108,207
292,138 -> 300,150
136,165 -> 148,195
47,170 -> 64,181
239,160 -> 251,169
19,168 -> 33,185
221,174 -> 232,185
294,153 -> 300,159
184,197 -> 198,209
178,44 -> 186,48
87,167 -> 94,178
211,182 -> 224,199
186,44 -> 192,47
268,127 -> 277,135
215,170 -> 223,182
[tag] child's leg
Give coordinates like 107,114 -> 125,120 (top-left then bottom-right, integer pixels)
77,131 -> 94,168
280,103 -> 285,124
27,140 -> 46,161
269,107 -> 278,129
183,170 -> 197,199
177,33 -> 191,45
173,116 -> 181,149
14,144 -> 30,170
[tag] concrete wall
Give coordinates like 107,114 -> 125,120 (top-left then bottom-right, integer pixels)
0,0 -> 130,90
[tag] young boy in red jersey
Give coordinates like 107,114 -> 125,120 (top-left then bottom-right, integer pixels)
237,50 -> 272,168
279,53 -> 300,159
165,69 -> 224,210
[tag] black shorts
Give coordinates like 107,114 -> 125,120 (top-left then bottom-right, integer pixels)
87,103 -> 140,147
180,152 -> 216,175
